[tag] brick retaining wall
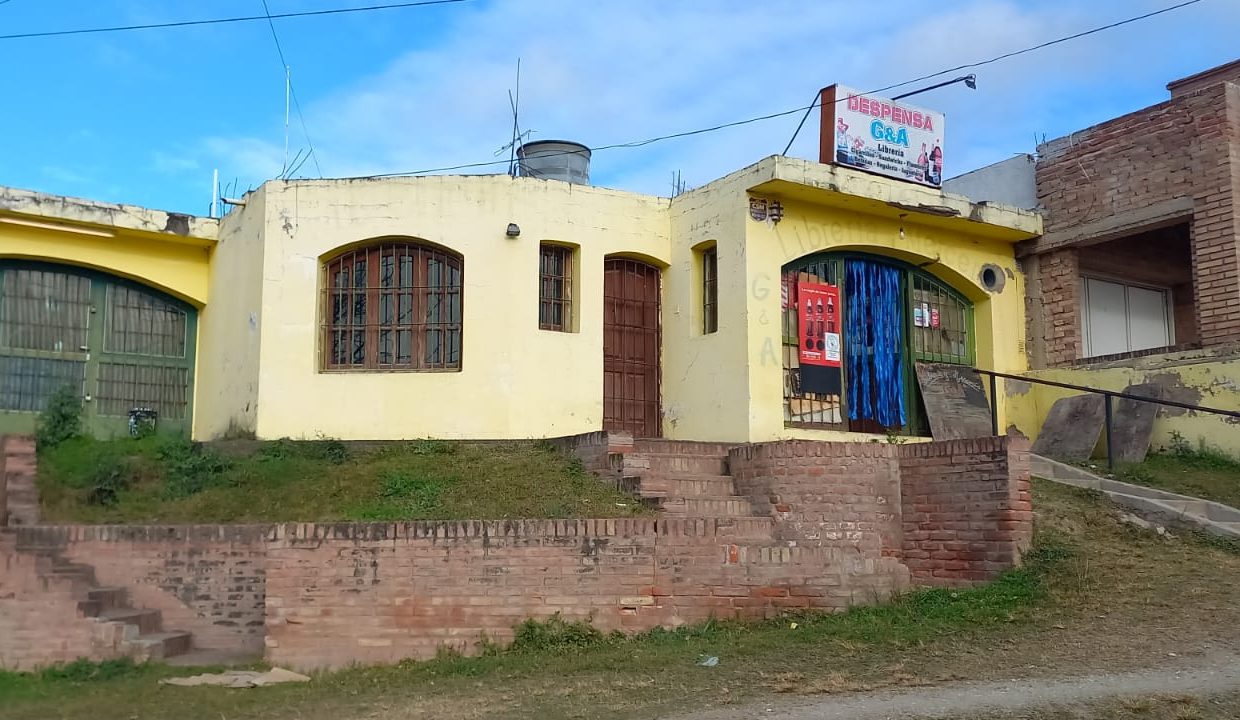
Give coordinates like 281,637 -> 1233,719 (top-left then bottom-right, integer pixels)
0,435 -> 1034,670
14,525 -> 269,655
898,437 -> 1034,586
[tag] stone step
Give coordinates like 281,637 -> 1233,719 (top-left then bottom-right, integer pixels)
633,439 -> 737,456
132,631 -> 193,661
87,586 -> 128,612
658,497 -> 754,517
99,608 -> 163,635
636,475 -> 738,498
51,563 -> 96,580
642,454 -> 729,476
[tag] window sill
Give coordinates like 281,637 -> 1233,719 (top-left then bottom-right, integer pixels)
319,367 -> 463,374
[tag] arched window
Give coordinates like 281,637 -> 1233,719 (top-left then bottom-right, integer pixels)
322,241 -> 462,371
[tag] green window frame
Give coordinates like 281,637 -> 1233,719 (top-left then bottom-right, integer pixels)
0,260 -> 197,438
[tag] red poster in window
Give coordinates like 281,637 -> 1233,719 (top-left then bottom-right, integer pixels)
797,281 -> 841,369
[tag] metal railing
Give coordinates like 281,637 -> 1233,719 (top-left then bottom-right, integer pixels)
975,369 -> 1240,470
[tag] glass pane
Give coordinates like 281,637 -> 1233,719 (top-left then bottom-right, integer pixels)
379,329 -> 392,365
0,354 -> 85,412
380,254 -> 394,288
0,268 -> 92,352
95,362 -> 189,420
104,284 -> 187,357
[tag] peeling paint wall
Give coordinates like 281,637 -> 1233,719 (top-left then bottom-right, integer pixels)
1006,345 -> 1240,457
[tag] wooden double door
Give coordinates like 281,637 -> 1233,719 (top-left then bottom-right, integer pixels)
602,258 -> 661,438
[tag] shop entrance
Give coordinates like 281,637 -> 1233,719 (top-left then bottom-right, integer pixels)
781,252 -> 973,436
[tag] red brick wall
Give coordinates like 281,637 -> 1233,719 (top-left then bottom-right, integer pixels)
2,435 -> 1034,671
1032,80 -> 1240,362
14,525 -> 269,654
727,441 -> 903,557
0,533 -> 98,670
898,437 -> 1034,587
262,514 -> 905,669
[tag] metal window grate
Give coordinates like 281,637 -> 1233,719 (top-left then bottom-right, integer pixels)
0,268 -> 91,353
322,242 -> 463,371
538,244 -> 572,331
781,262 -> 845,428
104,285 -> 187,357
96,363 -> 189,419
702,247 -> 718,334
909,273 -> 972,365
0,355 -> 85,412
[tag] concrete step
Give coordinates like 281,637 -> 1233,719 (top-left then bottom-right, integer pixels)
87,586 -> 127,612
633,439 -> 737,456
636,475 -> 738,498
99,608 -> 163,635
50,563 -> 96,582
132,631 -> 193,661
642,454 -> 729,476
658,497 -> 754,517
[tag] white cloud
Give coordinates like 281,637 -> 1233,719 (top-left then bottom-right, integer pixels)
196,0 -> 1240,198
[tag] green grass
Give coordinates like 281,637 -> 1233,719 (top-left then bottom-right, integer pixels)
36,437 -> 648,524
1116,445 -> 1240,509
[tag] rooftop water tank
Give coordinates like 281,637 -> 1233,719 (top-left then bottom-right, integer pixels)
517,140 -> 591,184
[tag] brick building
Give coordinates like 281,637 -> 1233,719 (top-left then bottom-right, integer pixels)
1023,59 -> 1240,367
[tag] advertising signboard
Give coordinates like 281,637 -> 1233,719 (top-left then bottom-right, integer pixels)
819,84 -> 946,187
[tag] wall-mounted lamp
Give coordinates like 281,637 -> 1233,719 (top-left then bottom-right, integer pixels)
505,222 -> 521,238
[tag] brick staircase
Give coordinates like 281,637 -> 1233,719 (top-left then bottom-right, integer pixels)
2,436 -> 39,527
618,439 -> 765,522
17,542 -> 194,662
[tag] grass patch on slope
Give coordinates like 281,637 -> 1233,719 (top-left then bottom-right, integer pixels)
36,437 -> 647,524
1116,440 -> 1240,509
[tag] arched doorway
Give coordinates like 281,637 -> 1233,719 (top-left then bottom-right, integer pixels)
603,258 -> 661,438
781,252 -> 973,436
0,261 -> 197,437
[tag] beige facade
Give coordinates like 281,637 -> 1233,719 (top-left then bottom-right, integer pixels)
194,156 -> 1039,442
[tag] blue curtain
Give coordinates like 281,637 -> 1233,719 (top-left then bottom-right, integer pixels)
845,260 -> 906,428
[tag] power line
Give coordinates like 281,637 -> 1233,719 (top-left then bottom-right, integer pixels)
259,0 -> 323,179
863,0 -> 1206,96
0,0 -> 469,41
357,0 -> 1209,180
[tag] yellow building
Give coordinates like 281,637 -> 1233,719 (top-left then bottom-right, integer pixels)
1,155 -> 1040,443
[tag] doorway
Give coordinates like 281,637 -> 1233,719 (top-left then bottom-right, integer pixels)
603,258 -> 661,438
0,261 -> 197,437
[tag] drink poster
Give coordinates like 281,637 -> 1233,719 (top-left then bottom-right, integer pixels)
797,281 -> 841,368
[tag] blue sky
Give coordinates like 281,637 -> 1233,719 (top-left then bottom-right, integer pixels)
0,0 -> 1237,216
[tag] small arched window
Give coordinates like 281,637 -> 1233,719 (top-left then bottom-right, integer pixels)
322,241 -> 462,371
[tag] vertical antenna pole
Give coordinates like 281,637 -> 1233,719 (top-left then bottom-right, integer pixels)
283,65 -> 291,177
211,168 -> 219,218
509,58 -> 521,177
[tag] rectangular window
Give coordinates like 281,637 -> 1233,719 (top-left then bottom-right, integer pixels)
539,244 -> 572,331
1081,277 -> 1171,358
702,247 -> 718,334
